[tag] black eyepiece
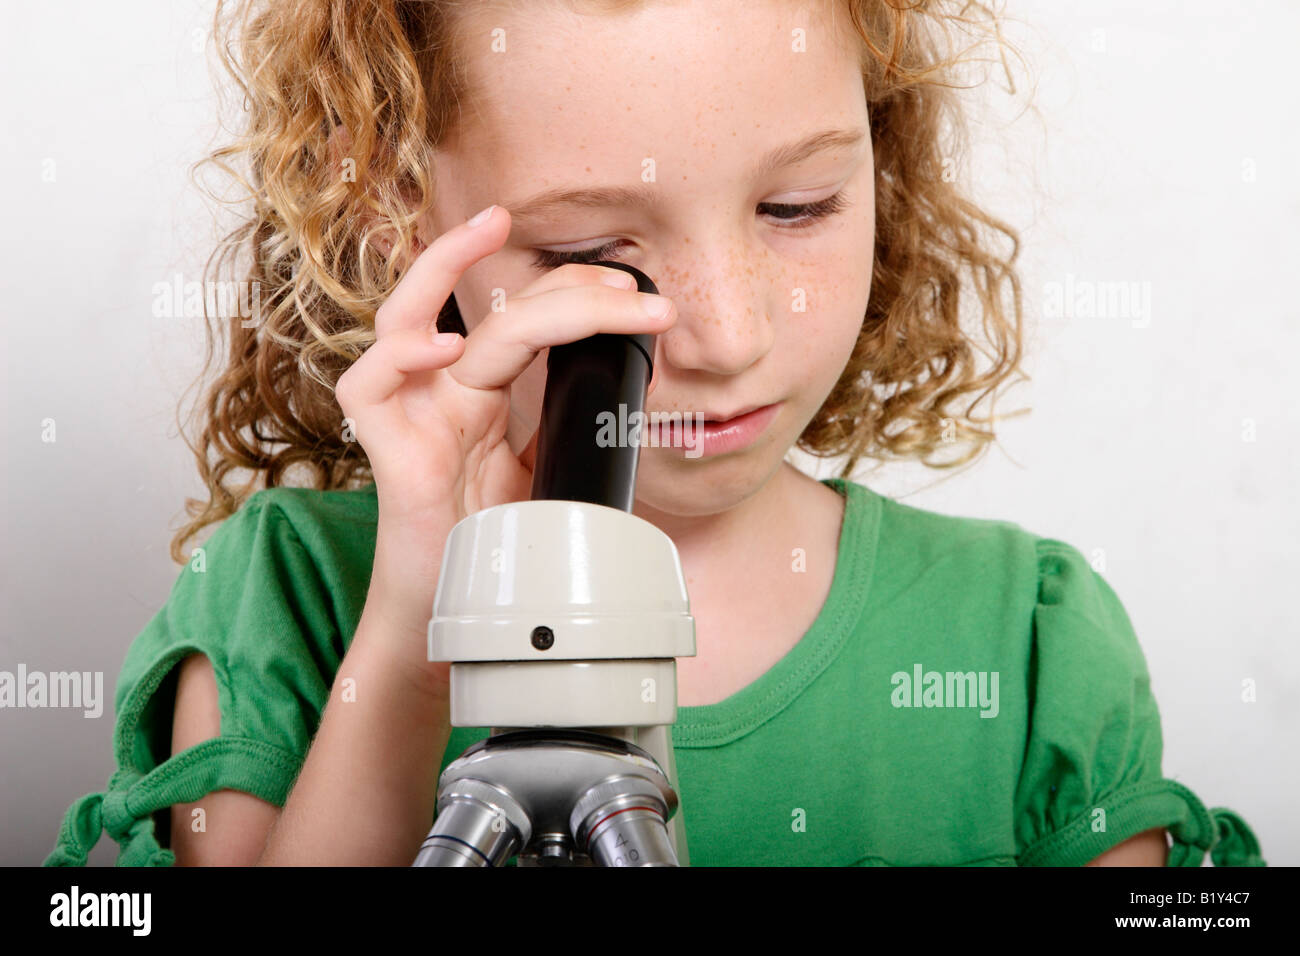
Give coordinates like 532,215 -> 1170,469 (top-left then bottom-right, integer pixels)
528,261 -> 659,511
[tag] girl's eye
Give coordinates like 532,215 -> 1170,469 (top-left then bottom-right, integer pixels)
529,190 -> 849,270
758,190 -> 849,227
531,239 -> 626,271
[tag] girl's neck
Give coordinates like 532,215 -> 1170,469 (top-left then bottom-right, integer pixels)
633,461 -> 838,574
641,461 -> 847,707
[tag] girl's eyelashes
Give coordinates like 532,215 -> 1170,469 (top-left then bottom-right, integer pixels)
760,190 -> 849,227
532,239 -> 625,271
529,190 -> 850,270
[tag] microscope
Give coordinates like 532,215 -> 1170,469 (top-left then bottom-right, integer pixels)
415,262 -> 697,866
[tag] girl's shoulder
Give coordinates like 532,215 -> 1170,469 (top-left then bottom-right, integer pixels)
125,481 -> 382,732
829,476 -> 1100,604
832,477 -> 1149,707
237,481 -> 379,545
207,481 -> 382,587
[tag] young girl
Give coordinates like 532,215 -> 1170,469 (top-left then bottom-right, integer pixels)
46,0 -> 1264,867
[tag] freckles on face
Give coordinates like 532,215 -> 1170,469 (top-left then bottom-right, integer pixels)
429,0 -> 875,479
779,240 -> 871,412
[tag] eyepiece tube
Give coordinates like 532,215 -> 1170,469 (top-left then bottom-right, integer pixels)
528,261 -> 658,512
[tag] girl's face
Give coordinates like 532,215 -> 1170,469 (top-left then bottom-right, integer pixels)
427,0 -> 874,519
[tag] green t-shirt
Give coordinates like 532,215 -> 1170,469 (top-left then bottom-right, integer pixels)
44,478 -> 1265,867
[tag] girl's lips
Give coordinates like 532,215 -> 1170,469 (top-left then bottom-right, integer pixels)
649,402 -> 782,458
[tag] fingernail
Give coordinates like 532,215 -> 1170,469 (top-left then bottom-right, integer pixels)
432,331 -> 463,345
467,205 -> 496,227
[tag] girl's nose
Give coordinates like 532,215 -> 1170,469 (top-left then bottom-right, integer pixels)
656,252 -> 776,376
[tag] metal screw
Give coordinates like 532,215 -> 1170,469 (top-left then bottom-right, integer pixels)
531,625 -> 554,651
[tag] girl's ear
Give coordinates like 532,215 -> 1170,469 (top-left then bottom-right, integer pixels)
326,122 -> 431,265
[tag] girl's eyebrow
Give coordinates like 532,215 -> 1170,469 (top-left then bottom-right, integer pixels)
504,126 -> 867,228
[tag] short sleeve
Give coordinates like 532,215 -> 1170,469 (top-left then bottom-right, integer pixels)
44,490 -> 341,866
1013,539 -> 1265,867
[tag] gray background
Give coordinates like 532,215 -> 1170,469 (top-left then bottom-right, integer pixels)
2,0 -> 1295,865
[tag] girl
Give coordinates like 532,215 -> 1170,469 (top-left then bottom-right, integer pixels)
46,0 -> 1264,867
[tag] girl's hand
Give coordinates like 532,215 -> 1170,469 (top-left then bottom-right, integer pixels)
334,205 -> 675,656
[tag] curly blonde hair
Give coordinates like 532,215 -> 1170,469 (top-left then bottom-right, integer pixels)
171,0 -> 1030,564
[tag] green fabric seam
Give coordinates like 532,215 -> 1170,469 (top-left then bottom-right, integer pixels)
671,478 -> 878,747
1019,778 -> 1215,867
45,735 -> 302,866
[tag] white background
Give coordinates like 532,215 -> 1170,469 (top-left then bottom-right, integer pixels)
2,1 -> 1295,866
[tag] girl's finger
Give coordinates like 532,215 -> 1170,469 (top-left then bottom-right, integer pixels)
373,205 -> 510,340
447,284 -> 674,392
511,261 -> 639,299
336,328 -> 466,410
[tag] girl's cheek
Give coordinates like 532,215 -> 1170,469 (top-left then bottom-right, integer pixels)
453,282 -> 496,333
786,262 -> 856,329
510,353 -> 550,429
